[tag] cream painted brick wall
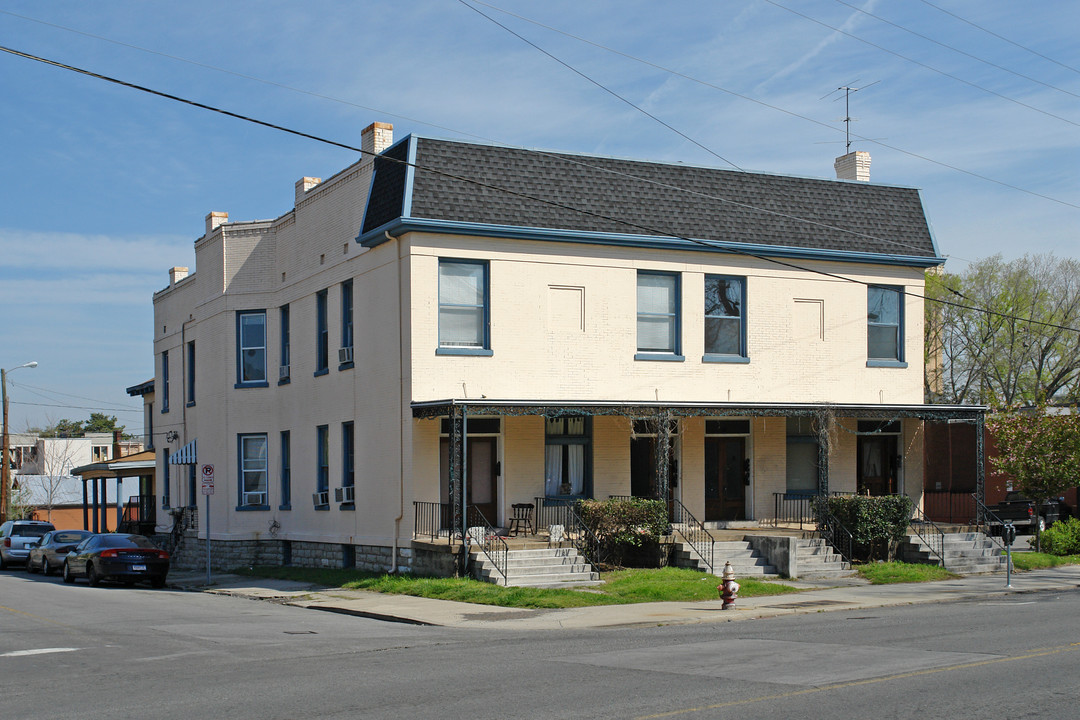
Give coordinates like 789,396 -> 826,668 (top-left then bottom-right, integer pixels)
679,417 -> 705,519
751,417 -> 787,515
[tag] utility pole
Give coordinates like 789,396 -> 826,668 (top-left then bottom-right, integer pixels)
1,361 -> 38,523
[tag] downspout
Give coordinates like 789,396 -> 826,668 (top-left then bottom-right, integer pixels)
391,235 -> 405,573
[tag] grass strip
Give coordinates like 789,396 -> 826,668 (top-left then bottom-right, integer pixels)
856,561 -> 959,584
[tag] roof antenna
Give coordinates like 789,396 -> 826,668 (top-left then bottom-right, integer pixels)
824,80 -> 880,152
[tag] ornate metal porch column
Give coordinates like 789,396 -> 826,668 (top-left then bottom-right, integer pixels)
654,411 -> 672,502
446,404 -> 467,574
975,412 -> 986,523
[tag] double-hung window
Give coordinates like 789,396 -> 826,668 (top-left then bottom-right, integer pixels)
340,422 -> 355,507
315,424 -> 329,508
704,275 -> 748,362
867,285 -> 905,366
279,430 -> 291,510
340,280 -> 354,368
160,351 -> 170,412
437,259 -> 491,355
236,310 -> 268,386
315,291 -> 329,375
186,341 -> 196,405
636,271 -> 682,360
238,434 -> 269,509
279,305 -> 290,383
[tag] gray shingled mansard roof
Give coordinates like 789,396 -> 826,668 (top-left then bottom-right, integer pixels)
359,136 -> 941,264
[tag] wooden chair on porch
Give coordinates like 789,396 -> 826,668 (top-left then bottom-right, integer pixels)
509,503 -> 535,536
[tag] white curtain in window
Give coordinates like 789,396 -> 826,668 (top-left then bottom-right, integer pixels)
568,445 -> 585,494
545,445 -> 563,496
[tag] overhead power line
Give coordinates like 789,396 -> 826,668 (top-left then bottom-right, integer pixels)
6,7 -> 1077,212
1,43 -> 1076,338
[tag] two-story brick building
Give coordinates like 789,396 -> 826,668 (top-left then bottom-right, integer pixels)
152,122 -> 983,574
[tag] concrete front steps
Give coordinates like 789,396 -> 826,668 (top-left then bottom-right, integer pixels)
900,531 -> 1006,574
794,537 -> 856,580
672,538 -> 779,577
471,546 -> 602,588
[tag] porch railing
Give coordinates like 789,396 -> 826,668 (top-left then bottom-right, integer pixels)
923,491 -> 976,525
908,503 -> 947,568
771,492 -> 816,529
466,506 -> 509,584
535,497 -> 603,575
971,493 -> 1008,554
413,501 -> 453,544
119,494 -> 156,534
811,500 -> 854,565
668,498 -> 716,573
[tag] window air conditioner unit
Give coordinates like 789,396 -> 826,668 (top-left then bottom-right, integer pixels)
243,491 -> 266,506
313,491 -> 329,506
338,347 -> 353,364
335,486 -> 355,503
279,364 -> 290,380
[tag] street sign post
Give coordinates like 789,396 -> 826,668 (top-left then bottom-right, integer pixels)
201,464 -> 214,585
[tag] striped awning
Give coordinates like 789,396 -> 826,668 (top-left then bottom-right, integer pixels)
169,439 -> 197,465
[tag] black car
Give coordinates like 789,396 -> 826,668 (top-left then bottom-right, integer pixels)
63,533 -> 170,588
26,529 -> 95,575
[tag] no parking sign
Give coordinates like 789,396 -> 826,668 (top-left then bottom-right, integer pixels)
201,463 -> 215,495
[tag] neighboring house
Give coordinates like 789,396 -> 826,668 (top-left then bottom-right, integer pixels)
152,122 -> 983,573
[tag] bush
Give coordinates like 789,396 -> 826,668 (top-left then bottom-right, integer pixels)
576,497 -> 669,567
816,494 -> 913,562
1038,516 -> 1080,556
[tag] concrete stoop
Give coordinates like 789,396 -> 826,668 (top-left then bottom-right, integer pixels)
672,538 -> 779,577
470,546 -> 602,588
794,537 -> 856,580
900,531 -> 1006,574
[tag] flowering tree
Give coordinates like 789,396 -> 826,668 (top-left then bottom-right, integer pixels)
987,407 -> 1080,551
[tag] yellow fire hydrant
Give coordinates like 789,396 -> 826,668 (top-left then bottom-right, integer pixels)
719,561 -> 739,610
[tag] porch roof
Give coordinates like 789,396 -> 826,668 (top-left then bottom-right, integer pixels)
411,399 -> 987,422
70,450 -> 157,479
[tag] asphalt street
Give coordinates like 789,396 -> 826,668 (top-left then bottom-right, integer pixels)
2,569 -> 1078,719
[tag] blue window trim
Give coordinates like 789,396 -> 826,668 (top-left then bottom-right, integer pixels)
703,274 -> 748,361
867,284 -> 905,364
160,350 -> 169,413
315,290 -> 329,375
279,304 -> 291,385
279,430 -> 291,511
236,433 -> 270,512
235,310 -> 268,388
160,449 -> 171,509
438,258 -> 491,353
636,270 -> 681,357
339,280 -> 354,372
315,424 -> 330,509
185,340 -> 196,406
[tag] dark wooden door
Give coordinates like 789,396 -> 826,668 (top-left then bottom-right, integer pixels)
705,437 -> 746,521
858,435 -> 898,496
441,437 -> 499,526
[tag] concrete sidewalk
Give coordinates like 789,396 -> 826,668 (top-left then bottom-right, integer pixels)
165,565 -> 1080,630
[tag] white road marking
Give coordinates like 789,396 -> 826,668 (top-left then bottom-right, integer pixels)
0,647 -> 80,658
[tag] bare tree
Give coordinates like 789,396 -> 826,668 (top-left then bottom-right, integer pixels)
18,436 -> 83,522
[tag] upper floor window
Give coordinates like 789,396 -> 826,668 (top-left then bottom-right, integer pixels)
636,271 -> 682,360
238,433 -> 269,509
437,259 -> 491,355
279,305 -> 290,383
867,285 -> 905,366
236,310 -> 268,386
315,290 -> 329,375
704,275 -> 747,361
186,340 -> 196,405
160,350 -> 170,412
340,280 -> 354,368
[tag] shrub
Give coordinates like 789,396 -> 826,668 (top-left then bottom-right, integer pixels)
816,494 -> 913,562
1038,516 -> 1080,556
576,497 -> 669,567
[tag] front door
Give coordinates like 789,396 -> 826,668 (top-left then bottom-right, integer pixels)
630,436 -> 678,517
441,437 -> 499,527
857,435 -> 899,496
705,437 -> 746,521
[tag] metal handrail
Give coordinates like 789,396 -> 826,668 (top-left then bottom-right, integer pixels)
908,503 -> 947,568
970,494 -> 1008,553
668,498 -> 716,573
811,500 -> 855,565
771,492 -> 816,529
413,501 -> 453,544
466,506 -> 509,585
535,497 -> 603,576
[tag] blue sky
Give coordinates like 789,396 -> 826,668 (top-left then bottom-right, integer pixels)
1,0 -> 1077,434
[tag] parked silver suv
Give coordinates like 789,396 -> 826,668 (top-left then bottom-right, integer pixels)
0,520 -> 55,569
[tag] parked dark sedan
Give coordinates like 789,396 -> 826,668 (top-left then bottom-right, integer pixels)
62,533 -> 170,588
26,530 -> 95,575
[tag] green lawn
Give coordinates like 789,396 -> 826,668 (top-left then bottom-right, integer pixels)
232,566 -> 803,609
855,561 -> 959,584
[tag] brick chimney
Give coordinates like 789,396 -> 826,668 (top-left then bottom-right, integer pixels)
362,122 -> 394,157
834,151 -> 871,182
169,267 -> 189,286
295,177 -> 323,204
205,211 -> 228,234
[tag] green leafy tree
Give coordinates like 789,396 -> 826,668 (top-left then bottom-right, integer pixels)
925,254 -> 1080,405
83,413 -> 124,435
26,413 -> 125,438
987,407 -> 1080,551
